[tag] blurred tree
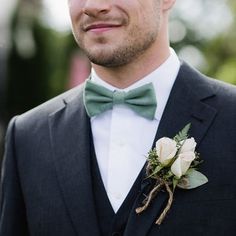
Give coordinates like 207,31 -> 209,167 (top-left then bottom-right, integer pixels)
171,0 -> 236,85
203,0 -> 236,85
6,0 -> 78,119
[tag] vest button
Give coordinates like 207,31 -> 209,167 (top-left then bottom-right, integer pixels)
112,232 -> 121,236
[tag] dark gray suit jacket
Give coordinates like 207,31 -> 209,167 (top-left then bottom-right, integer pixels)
1,62 -> 236,236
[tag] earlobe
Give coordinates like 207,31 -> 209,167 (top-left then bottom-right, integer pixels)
162,0 -> 176,11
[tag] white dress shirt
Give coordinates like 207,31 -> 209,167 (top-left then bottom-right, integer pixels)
90,48 -> 180,212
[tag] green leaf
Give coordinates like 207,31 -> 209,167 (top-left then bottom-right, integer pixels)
148,165 -> 163,178
154,165 -> 163,174
174,123 -> 191,143
177,169 -> 208,189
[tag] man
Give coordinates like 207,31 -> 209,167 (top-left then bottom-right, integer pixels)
1,0 -> 236,235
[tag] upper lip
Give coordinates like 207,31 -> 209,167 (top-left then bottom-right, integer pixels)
84,23 -> 122,31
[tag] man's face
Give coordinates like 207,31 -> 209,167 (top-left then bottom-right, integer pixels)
68,0 -> 163,67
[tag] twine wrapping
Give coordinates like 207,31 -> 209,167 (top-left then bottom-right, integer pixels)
135,178 -> 174,225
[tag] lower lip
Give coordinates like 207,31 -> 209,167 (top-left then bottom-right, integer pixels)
88,26 -> 120,33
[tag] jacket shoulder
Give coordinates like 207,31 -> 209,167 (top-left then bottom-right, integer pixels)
180,61 -> 236,103
12,83 -> 84,131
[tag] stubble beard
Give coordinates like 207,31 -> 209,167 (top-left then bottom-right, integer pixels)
76,22 -> 160,68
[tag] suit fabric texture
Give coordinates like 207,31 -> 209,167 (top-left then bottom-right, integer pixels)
1,62 -> 236,236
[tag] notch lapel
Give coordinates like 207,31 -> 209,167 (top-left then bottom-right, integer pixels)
124,62 -> 218,236
155,62 -> 218,145
48,85 -> 100,236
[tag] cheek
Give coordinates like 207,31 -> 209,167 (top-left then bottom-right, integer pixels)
68,0 -> 84,21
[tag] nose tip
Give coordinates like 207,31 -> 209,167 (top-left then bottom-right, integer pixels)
82,1 -> 111,17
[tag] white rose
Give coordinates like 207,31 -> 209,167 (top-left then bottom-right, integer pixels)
180,138 -> 196,153
156,137 -> 177,166
171,151 -> 196,178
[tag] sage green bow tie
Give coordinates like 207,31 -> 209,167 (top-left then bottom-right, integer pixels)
83,80 -> 157,120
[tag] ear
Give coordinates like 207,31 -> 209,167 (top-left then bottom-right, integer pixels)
162,0 -> 176,11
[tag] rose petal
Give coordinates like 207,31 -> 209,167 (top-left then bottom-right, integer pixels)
180,138 -> 196,153
171,151 -> 196,178
156,137 -> 177,166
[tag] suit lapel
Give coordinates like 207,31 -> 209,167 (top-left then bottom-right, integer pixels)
48,85 -> 100,236
155,62 -> 218,146
124,62 -> 218,236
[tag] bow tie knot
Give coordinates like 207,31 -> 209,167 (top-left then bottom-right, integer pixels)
83,79 -> 157,120
113,91 -> 126,105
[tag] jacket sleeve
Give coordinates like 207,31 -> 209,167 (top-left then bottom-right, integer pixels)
0,117 -> 29,235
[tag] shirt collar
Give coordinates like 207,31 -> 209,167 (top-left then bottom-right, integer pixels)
91,48 -> 180,120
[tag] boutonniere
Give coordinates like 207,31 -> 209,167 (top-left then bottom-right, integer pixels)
136,123 -> 208,225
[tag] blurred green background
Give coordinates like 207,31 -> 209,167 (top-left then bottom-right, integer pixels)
0,0 -> 236,159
